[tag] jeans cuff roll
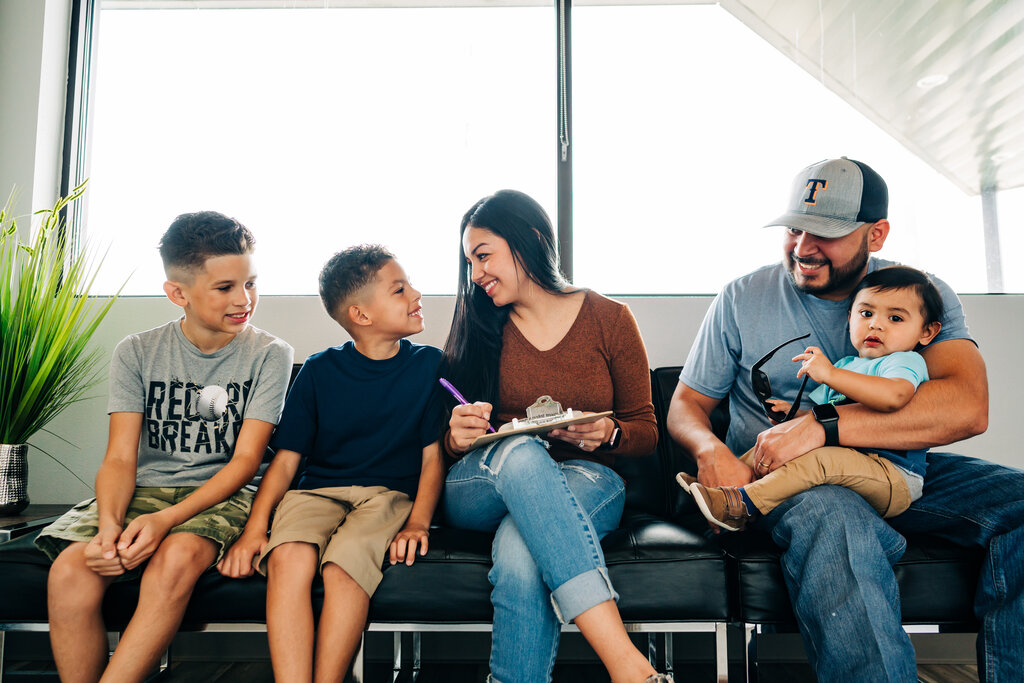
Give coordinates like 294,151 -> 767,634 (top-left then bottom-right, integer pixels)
549,566 -> 618,624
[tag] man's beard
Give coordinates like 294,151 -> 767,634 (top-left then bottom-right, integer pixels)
786,240 -> 870,298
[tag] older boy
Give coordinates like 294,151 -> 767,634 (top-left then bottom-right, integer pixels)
218,244 -> 443,683
36,211 -> 293,683
681,265 -> 943,530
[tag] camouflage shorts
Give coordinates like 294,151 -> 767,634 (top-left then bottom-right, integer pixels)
34,487 -> 255,572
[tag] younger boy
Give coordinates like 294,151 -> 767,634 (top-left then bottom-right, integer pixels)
679,266 -> 941,531
217,244 -> 444,682
36,211 -> 293,682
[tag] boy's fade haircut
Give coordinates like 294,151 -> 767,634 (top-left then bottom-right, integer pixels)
319,244 -> 396,328
159,211 -> 255,278
856,265 -> 944,326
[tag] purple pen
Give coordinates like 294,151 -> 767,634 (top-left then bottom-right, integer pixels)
439,378 -> 496,433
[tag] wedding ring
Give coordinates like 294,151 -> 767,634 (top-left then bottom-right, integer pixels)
578,439 -> 586,449
758,460 -> 767,469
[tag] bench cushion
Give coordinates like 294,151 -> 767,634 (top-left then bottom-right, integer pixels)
719,528 -> 983,628
0,515 -> 730,628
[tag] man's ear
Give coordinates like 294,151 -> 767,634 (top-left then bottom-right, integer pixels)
918,321 -> 942,347
348,304 -> 373,327
867,219 -> 890,253
163,280 -> 188,307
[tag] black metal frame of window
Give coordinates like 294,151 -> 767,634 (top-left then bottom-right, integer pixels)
59,0 -> 99,255
556,0 -> 573,283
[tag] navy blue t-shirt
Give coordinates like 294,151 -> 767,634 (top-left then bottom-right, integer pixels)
271,339 -> 443,497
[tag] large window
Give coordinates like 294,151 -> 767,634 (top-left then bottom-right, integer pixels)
79,1 -> 1023,295
86,5 -> 553,295
572,4 -> 1000,294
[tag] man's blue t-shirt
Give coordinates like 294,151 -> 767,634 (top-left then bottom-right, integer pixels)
680,257 -> 972,459
271,339 -> 443,497
808,351 -> 930,476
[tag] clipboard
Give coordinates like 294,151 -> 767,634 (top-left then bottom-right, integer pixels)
470,410 -> 613,448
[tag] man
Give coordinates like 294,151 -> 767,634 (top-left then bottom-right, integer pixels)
667,157 -> 1024,681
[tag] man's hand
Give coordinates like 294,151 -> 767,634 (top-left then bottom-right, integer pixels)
217,529 -> 267,578
84,524 -> 127,576
750,413 -> 825,474
696,442 -> 755,489
116,511 -> 175,570
793,346 -> 835,385
389,523 -> 429,566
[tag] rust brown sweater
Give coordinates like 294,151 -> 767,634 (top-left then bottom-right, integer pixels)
495,290 -> 657,466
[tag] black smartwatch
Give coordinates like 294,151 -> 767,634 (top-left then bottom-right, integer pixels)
811,403 -> 840,447
602,419 -> 622,450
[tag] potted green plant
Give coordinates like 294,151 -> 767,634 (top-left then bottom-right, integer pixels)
0,181 -> 121,513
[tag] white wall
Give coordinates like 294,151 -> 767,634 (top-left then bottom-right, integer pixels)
25,293 -> 1024,503
0,0 -> 70,228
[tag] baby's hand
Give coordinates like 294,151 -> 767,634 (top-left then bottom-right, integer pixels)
793,346 -> 835,384
766,398 -> 792,415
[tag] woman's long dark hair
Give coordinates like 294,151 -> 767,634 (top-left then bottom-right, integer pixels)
442,190 -> 571,412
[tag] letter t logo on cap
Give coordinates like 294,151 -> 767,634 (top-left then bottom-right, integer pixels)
803,179 -> 828,204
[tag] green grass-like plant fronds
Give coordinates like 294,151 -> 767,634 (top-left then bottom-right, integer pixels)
0,181 -> 122,445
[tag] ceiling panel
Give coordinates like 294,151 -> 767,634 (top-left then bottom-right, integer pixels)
724,0 -> 1024,194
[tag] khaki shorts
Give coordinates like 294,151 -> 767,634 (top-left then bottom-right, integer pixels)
34,487 -> 254,573
256,486 -> 412,598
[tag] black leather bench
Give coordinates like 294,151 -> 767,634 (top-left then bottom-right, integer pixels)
0,367 -> 984,682
0,367 -> 732,682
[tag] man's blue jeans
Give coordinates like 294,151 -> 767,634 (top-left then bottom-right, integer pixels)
444,435 -> 626,683
759,451 -> 1024,682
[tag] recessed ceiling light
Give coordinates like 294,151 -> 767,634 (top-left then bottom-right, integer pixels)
916,74 -> 949,89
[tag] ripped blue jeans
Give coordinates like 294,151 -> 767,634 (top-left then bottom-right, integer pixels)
444,435 -> 626,683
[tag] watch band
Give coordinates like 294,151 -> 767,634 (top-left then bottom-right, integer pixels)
812,404 -> 840,448
602,419 -> 622,450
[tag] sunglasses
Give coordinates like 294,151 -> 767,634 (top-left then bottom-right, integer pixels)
751,333 -> 811,423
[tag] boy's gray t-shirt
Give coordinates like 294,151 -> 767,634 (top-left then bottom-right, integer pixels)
107,319 -> 294,486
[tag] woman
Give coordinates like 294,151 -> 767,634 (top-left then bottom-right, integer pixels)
442,190 -> 671,683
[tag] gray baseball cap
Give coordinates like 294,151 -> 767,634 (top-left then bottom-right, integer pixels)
764,157 -> 888,238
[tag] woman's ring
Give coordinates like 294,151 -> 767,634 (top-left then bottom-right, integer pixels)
758,460 -> 767,469
579,439 -> 586,449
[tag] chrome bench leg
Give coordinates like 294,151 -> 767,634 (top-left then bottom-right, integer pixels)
715,623 -> 728,683
412,632 -> 421,682
744,624 -> 757,683
393,632 -> 402,682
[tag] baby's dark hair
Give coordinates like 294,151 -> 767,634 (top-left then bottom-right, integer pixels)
856,265 -> 943,326
319,244 -> 395,324
159,211 -> 254,277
